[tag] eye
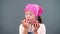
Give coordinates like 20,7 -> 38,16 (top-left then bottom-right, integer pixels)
30,13 -> 33,16
25,13 -> 28,15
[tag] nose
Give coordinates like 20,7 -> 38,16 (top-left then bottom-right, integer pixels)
27,16 -> 30,19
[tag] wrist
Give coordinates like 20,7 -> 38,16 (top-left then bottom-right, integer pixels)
34,32 -> 38,34
23,29 -> 28,34
33,30 -> 37,32
34,31 -> 37,33
24,28 -> 28,32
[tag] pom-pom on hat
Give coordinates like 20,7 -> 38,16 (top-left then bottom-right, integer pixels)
24,4 -> 44,16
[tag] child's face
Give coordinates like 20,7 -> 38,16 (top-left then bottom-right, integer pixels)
25,11 -> 35,20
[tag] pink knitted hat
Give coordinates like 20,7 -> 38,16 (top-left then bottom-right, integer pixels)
24,4 -> 44,16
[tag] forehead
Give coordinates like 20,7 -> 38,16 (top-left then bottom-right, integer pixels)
25,11 -> 33,14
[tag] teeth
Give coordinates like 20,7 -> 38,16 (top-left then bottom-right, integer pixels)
28,21 -> 30,23
28,19 -> 30,21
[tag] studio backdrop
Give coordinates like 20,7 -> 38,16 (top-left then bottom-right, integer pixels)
0,0 -> 60,34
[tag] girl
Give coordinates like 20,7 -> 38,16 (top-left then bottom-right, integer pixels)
19,4 -> 46,34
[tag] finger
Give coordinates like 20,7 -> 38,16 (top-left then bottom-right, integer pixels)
35,23 -> 36,27
37,23 -> 40,27
22,19 -> 26,24
27,19 -> 31,24
35,23 -> 39,27
33,23 -> 34,26
36,23 -> 38,27
25,19 -> 28,23
24,19 -> 26,22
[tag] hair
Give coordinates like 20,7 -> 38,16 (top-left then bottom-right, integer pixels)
37,16 -> 42,23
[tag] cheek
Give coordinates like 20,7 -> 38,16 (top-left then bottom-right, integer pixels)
25,15 -> 30,19
30,16 -> 35,19
30,16 -> 33,19
25,15 -> 27,19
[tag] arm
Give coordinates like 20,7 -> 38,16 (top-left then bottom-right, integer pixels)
23,29 -> 28,34
34,32 -> 38,34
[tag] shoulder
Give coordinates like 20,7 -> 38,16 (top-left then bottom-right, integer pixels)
38,23 -> 46,31
37,23 -> 46,34
39,23 -> 46,29
38,24 -> 46,32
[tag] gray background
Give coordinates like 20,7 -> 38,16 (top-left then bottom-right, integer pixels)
0,0 -> 60,34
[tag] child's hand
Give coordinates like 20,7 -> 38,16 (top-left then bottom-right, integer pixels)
22,19 -> 29,29
32,20 -> 40,32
